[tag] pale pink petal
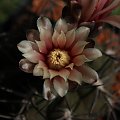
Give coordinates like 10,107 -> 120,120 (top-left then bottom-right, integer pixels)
65,29 -> 75,49
73,55 -> 89,66
68,68 -> 82,84
83,48 -> 102,61
49,70 -> 59,80
19,59 -> 35,73
37,16 -> 52,32
35,60 -> 49,78
33,64 -> 43,76
49,69 -> 70,81
43,79 -> 56,100
57,31 -> 66,49
40,28 -> 53,50
22,50 -> 44,63
65,63 -> 74,70
53,77 -> 68,97
78,65 -> 99,84
71,41 -> 88,56
52,30 -> 59,47
55,18 -> 68,33
59,69 -> 70,81
36,41 -> 47,54
38,60 -> 47,68
17,40 -> 34,53
75,27 -> 90,41
43,67 -> 50,79
99,15 -> 120,29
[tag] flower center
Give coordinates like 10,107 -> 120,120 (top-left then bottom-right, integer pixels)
48,49 -> 70,70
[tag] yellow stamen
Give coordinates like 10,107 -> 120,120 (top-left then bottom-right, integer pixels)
48,49 -> 70,70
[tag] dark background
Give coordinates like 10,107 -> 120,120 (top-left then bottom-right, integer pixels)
0,1 -> 44,119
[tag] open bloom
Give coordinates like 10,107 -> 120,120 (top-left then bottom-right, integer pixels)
63,0 -> 120,28
17,17 -> 102,100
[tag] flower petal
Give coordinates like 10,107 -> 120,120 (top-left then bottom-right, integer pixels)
55,18 -> 68,33
49,70 -> 59,80
53,77 -> 68,97
43,67 -> 50,79
43,79 -> 56,100
79,0 -> 99,21
99,15 -> 120,29
34,60 -> 49,78
83,48 -> 102,61
37,16 -> 52,32
68,68 -> 82,84
92,0 -> 120,19
49,69 -> 70,81
22,50 -> 44,63
38,17 -> 53,49
57,31 -> 66,49
59,69 -> 70,81
73,55 -> 89,66
95,0 -> 108,12
71,41 -> 88,56
36,41 -> 47,54
78,65 -> 99,84
81,0 -> 99,21
38,60 -> 47,68
65,29 -> 76,49
33,64 -> 43,76
75,27 -> 90,41
26,29 -> 40,42
40,28 -> 52,50
17,40 -> 34,53
52,30 -> 59,47
65,63 -> 74,70
19,59 -> 35,73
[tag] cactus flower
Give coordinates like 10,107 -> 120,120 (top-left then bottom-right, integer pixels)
63,0 -> 120,28
17,17 -> 102,100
